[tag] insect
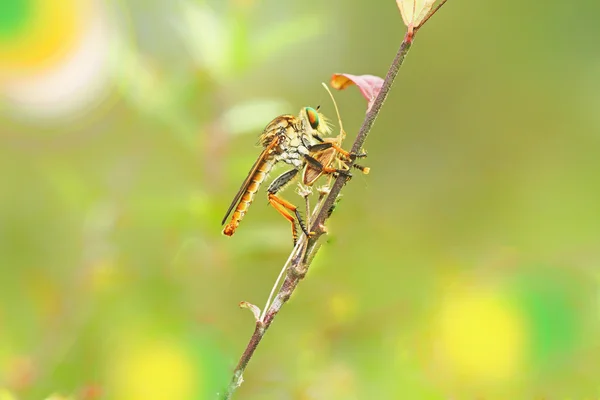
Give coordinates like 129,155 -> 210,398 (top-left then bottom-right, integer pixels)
221,106 -> 335,243
302,137 -> 369,186
302,84 -> 369,188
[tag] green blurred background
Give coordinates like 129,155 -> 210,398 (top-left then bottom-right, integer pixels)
1,0 -> 599,399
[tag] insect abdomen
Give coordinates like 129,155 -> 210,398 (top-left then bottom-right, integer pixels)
223,159 -> 275,236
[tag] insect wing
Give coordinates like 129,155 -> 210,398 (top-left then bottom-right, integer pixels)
302,147 -> 338,186
221,138 -> 279,225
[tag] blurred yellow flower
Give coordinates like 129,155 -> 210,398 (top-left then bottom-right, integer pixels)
0,0 -> 87,75
109,339 -> 199,400
329,292 -> 357,325
433,284 -> 526,383
0,389 -> 17,400
0,0 -> 112,118
43,394 -> 73,400
88,260 -> 123,293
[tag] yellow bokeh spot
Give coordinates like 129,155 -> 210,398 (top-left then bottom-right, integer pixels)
0,389 -> 17,400
110,339 -> 198,400
43,395 -> 73,400
329,292 -> 357,324
0,0 -> 89,74
435,286 -> 525,383
88,260 -> 123,292
26,271 -> 61,320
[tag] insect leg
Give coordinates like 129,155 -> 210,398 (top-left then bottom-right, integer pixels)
308,142 -> 334,152
304,154 -> 352,177
337,158 -> 370,175
267,169 -> 298,194
329,143 -> 367,160
352,163 -> 370,174
268,194 -> 300,244
308,142 -> 367,160
268,193 -> 309,243
311,134 -> 325,143
267,169 -> 310,243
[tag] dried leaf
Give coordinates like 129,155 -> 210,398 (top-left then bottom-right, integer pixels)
396,0 -> 437,29
239,301 -> 262,322
330,73 -> 384,112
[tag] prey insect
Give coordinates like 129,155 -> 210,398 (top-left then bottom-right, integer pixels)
302,137 -> 369,186
222,106 -> 335,244
302,83 -> 369,189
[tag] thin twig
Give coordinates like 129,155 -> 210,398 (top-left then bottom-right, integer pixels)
260,185 -> 313,319
222,38 -> 412,399
260,241 -> 300,321
223,5 -> 449,397
223,189 -> 321,399
309,37 -> 412,238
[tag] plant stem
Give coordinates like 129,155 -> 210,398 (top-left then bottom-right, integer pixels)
309,35 -> 412,237
222,0 -> 453,387
221,36 -> 412,400
222,234 -> 309,400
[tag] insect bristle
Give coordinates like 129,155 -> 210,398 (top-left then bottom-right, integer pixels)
317,112 -> 332,135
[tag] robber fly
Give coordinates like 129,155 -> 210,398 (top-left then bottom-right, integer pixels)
222,106 -> 336,243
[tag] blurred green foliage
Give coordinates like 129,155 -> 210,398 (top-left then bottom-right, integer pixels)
1,0 -> 600,399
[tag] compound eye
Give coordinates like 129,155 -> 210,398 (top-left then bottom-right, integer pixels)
305,107 -> 320,130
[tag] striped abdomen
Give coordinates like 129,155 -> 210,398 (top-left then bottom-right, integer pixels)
223,158 -> 275,236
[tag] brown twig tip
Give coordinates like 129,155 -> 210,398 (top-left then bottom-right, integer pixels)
405,29 -> 415,45
239,301 -> 262,323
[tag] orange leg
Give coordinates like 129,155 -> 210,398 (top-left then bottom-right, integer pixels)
310,139 -> 367,161
268,193 -> 309,244
321,165 -> 340,174
305,154 -> 352,179
329,142 -> 352,158
328,143 -> 367,160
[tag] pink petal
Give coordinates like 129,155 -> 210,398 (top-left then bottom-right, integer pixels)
330,73 -> 384,112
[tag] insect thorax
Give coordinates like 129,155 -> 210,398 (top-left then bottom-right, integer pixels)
276,127 -> 317,168
261,111 -> 325,169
